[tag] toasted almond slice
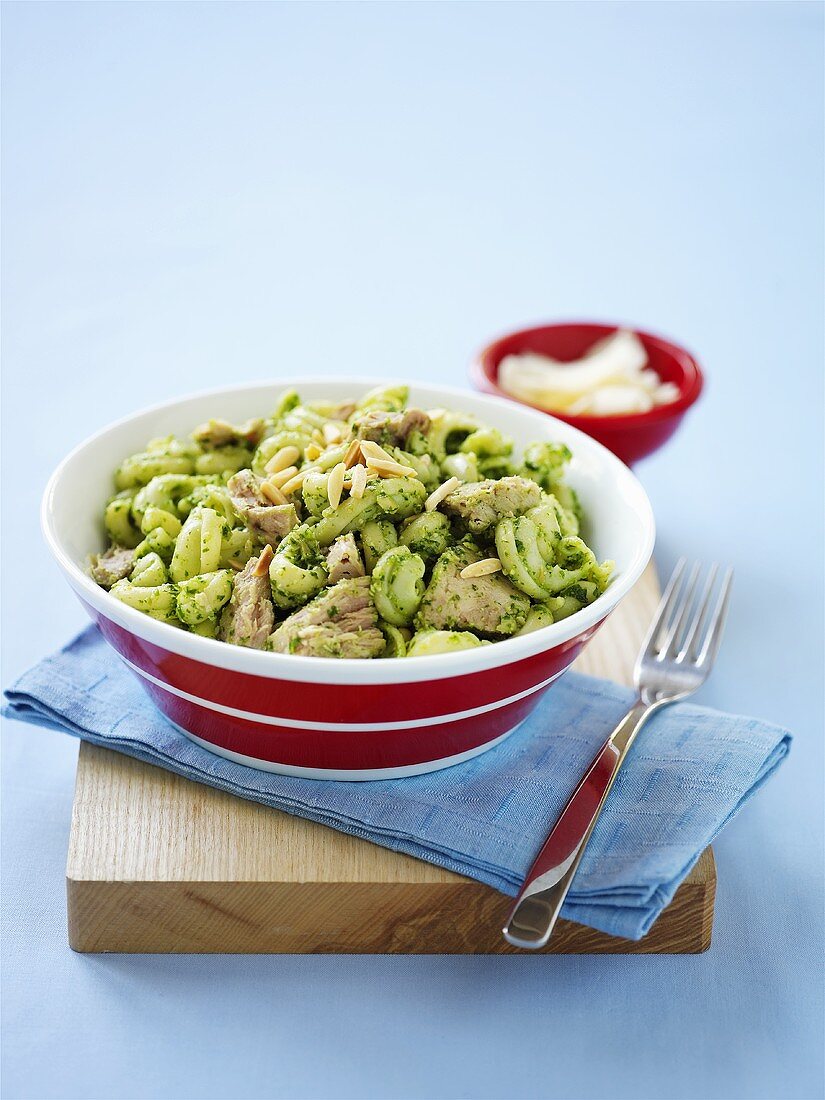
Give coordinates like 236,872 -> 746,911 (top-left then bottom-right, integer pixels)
264,445 -> 301,475
365,457 -> 419,478
323,423 -> 343,445
359,439 -> 395,463
327,462 -> 346,509
342,437 -> 362,469
279,470 -> 306,496
349,462 -> 368,499
267,464 -> 299,489
228,558 -> 247,571
460,557 -> 503,579
252,544 -> 275,577
425,476 -> 461,511
304,442 -> 323,461
260,480 -> 288,505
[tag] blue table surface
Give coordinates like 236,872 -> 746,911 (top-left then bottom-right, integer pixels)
2,4 -> 823,1099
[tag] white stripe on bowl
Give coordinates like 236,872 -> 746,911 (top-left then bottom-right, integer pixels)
119,653 -> 565,732
172,721 -> 524,780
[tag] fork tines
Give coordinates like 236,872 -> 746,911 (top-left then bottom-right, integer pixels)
648,558 -> 734,666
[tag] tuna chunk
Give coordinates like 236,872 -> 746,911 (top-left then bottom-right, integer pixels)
439,476 -> 543,534
218,554 -> 275,649
192,417 -> 265,449
416,542 -> 529,636
269,576 -> 385,658
91,545 -> 136,589
227,469 -> 299,547
350,408 -> 430,448
325,533 -> 365,583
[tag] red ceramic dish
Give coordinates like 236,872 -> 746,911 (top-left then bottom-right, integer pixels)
42,378 -> 654,780
85,606 -> 601,777
470,322 -> 704,465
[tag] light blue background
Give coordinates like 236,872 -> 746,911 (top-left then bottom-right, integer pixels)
2,3 -> 823,1099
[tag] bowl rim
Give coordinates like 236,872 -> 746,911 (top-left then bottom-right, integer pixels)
470,319 -> 704,430
41,376 -> 655,686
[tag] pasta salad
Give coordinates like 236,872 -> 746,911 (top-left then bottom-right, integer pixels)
90,386 -> 613,658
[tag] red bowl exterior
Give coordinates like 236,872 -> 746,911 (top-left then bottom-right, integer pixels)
470,322 -> 704,465
82,597 -> 606,777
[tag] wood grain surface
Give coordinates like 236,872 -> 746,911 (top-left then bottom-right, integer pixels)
67,561 -> 717,953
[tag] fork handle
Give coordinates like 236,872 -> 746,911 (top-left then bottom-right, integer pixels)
502,700 -> 660,950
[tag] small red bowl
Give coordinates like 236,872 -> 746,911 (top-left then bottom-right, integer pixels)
470,322 -> 704,465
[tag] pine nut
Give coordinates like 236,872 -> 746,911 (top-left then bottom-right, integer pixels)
425,476 -> 461,511
264,445 -> 301,475
252,544 -> 275,576
349,463 -> 368,499
460,558 -> 503,579
267,465 -> 299,489
327,462 -> 346,509
260,480 -> 288,505
279,471 -> 306,496
364,457 -> 419,478
342,438 -> 363,469
359,440 -> 395,463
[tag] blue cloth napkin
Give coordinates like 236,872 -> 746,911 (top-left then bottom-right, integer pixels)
3,626 -> 790,940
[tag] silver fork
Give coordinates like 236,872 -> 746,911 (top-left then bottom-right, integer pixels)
502,558 -> 734,950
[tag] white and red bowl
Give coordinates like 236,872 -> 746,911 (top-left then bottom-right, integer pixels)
42,379 -> 655,780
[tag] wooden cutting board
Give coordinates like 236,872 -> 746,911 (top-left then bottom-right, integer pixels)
66,562 -> 716,954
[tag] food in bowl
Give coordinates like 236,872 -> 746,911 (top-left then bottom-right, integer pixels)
90,385 -> 614,660
43,379 -> 653,778
499,328 -> 680,416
